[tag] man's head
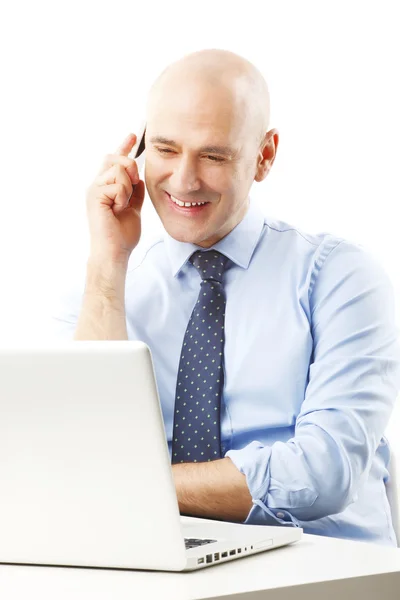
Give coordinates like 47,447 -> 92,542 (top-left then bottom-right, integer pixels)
144,49 -> 278,247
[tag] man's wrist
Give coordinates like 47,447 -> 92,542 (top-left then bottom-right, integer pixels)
74,255 -> 129,340
85,255 -> 129,299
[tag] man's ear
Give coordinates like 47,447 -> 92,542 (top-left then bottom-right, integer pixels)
254,129 -> 279,182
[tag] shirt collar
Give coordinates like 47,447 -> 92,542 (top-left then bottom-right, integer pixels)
163,196 -> 266,278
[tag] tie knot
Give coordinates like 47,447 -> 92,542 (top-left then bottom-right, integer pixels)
189,250 -> 228,283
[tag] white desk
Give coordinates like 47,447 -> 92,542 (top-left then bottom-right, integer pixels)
1,533 -> 400,600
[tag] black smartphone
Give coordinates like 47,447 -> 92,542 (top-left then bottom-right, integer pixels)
131,121 -> 146,176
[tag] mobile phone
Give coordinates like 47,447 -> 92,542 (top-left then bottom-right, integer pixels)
130,121 -> 146,176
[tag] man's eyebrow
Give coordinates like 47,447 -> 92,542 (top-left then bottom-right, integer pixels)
149,136 -> 237,157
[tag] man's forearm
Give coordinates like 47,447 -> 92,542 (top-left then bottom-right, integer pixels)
172,457 -> 253,522
74,257 -> 129,340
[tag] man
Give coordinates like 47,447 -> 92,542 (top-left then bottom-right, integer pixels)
54,49 -> 400,545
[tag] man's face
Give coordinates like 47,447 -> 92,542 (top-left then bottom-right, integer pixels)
144,79 -> 260,247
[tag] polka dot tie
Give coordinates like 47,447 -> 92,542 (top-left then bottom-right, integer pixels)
172,250 -> 229,464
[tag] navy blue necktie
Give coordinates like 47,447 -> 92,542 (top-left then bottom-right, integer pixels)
172,250 -> 229,464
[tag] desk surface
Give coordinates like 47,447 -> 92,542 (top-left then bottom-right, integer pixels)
1,533 -> 400,600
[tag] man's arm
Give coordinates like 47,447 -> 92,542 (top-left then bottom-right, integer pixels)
172,457 -> 253,522
172,241 -> 400,526
74,257 -> 129,340
72,132 -> 145,341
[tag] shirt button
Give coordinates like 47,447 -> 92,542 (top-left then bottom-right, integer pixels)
276,512 -> 285,519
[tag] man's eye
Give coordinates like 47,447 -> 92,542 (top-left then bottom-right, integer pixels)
206,156 -> 224,162
156,148 -> 223,162
157,148 -> 175,154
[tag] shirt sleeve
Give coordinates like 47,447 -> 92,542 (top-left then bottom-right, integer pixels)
226,240 -> 400,527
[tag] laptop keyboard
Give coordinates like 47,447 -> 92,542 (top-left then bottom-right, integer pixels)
184,537 -> 217,550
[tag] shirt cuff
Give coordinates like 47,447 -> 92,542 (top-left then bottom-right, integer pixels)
226,441 -> 301,527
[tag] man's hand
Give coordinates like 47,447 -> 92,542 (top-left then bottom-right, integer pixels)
86,133 -> 146,265
74,134 -> 146,340
172,457 -> 253,522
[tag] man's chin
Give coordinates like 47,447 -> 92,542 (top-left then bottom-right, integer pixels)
150,196 -> 215,246
164,227 -> 202,245
158,220 -> 207,246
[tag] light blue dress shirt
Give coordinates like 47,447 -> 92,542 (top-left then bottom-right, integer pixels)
53,196 -> 400,546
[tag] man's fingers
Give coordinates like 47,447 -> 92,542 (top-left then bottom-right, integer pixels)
97,154 -> 139,182
116,133 -> 137,157
96,163 -> 137,189
128,179 -> 146,210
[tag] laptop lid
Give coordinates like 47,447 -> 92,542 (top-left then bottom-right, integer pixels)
0,341 -> 187,570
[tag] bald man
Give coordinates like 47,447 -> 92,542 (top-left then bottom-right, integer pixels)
55,49 -> 400,546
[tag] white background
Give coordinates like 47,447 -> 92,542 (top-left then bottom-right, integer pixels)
1,1 -> 399,434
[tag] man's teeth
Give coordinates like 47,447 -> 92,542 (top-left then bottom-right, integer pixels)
170,195 -> 207,207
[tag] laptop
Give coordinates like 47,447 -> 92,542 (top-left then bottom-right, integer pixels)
0,341 -> 302,571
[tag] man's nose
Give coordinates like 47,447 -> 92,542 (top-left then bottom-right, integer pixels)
170,155 -> 201,193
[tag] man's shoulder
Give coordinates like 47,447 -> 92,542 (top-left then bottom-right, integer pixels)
259,213 -> 347,266
262,214 -> 341,248
258,212 -> 381,281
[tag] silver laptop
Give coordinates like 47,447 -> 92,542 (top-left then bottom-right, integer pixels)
0,341 -> 302,571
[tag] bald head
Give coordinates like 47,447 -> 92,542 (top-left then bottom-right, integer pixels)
147,49 -> 270,147
143,49 -> 278,248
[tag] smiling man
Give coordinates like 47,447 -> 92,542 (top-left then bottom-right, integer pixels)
144,52 -> 273,248
54,48 -> 400,546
